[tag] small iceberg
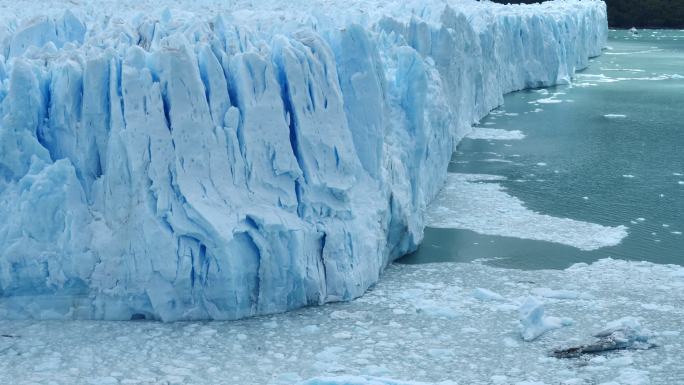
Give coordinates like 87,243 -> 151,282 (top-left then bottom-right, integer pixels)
519,297 -> 572,341
473,288 -> 505,301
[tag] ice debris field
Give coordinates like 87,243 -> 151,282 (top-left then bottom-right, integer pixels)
425,173 -> 628,251
0,0 -> 608,321
1,259 -> 682,385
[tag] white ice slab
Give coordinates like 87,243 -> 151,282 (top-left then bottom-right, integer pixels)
426,174 -> 628,250
467,127 -> 526,140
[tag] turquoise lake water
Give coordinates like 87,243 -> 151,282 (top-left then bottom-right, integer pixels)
401,30 -> 684,269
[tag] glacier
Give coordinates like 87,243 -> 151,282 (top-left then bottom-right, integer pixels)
0,0 -> 608,321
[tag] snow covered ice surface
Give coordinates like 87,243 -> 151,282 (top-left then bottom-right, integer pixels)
1,259 -> 683,384
0,0 -> 608,321
425,174 -> 628,251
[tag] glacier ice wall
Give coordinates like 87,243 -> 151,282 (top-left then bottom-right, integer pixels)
0,0 -> 608,321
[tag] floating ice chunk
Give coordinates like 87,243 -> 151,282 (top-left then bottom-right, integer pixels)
605,48 -> 664,56
594,317 -> 651,340
414,299 -> 458,319
575,73 -> 620,83
606,356 -> 634,367
530,288 -> 590,300
610,368 -> 651,385
302,325 -> 320,334
333,332 -> 353,339
467,127 -> 526,140
622,174 -> 635,178
503,337 -> 520,348
363,366 -> 393,377
426,174 -> 628,251
536,97 -> 563,104
536,162 -> 547,166
495,303 -> 519,311
315,346 -> 346,362
398,288 -> 425,300
561,379 -> 586,385
601,68 -> 645,73
604,114 -> 627,119
480,158 -> 514,163
414,282 -> 441,290
519,297 -> 570,341
427,348 -> 454,358
473,288 -> 505,301
640,303 -> 675,312
589,356 -> 608,365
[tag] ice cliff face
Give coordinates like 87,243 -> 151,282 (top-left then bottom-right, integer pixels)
0,0 -> 608,321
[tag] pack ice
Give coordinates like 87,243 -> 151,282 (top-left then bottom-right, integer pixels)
0,0 -> 608,321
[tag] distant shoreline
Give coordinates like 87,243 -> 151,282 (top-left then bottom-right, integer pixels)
610,26 -> 684,30
609,27 -> 684,30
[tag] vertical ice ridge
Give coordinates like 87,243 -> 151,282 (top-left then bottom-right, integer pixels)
0,0 -> 608,321
330,24 -> 386,180
273,32 -> 361,219
0,59 -> 51,182
227,51 -> 301,210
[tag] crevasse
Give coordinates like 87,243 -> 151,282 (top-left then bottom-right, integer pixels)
0,0 -> 608,321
